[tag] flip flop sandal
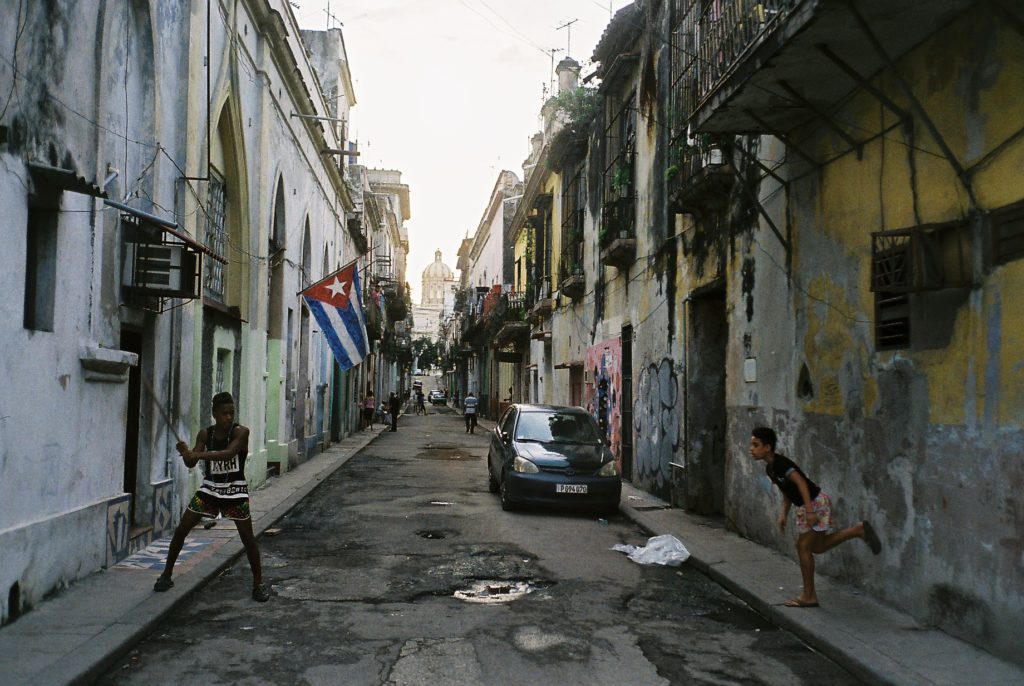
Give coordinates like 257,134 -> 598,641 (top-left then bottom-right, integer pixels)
784,598 -> 819,608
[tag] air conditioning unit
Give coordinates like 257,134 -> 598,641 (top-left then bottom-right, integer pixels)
123,241 -> 200,298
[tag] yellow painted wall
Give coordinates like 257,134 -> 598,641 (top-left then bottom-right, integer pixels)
803,12 -> 1024,429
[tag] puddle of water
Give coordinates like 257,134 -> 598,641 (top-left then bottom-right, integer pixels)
454,580 -> 535,604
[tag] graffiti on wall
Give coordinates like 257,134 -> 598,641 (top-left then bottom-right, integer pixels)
586,338 -> 621,459
633,358 -> 680,491
153,479 -> 174,538
106,494 -> 131,568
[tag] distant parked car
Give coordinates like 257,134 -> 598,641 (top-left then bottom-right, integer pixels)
487,404 -> 621,513
428,390 -> 447,405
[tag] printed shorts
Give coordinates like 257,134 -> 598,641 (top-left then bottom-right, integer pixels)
188,492 -> 251,521
795,491 -> 833,533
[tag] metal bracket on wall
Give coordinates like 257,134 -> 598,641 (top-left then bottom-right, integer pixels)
743,109 -> 818,168
778,80 -> 864,158
816,44 -> 908,120
843,0 -> 980,210
730,155 -> 791,275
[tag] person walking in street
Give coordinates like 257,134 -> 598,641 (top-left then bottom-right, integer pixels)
155,392 -> 270,602
388,391 -> 402,431
415,388 -> 426,415
362,390 -> 376,430
749,426 -> 881,608
463,390 -> 478,434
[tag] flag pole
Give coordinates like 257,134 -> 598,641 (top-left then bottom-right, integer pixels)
296,258 -> 361,297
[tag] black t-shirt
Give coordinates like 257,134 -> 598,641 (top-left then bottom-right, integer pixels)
765,454 -> 820,507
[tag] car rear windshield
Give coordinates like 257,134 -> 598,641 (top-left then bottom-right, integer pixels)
515,411 -> 601,444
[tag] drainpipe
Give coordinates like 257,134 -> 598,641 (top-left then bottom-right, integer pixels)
183,0 -> 212,182
677,296 -> 691,505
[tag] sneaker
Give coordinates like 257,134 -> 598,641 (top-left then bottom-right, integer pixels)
252,583 -> 271,602
153,576 -> 174,592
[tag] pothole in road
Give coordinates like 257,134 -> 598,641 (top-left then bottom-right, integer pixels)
453,580 -> 537,604
416,444 -> 479,461
417,530 -> 447,539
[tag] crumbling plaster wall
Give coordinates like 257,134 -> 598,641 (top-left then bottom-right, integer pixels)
724,10 -> 1024,663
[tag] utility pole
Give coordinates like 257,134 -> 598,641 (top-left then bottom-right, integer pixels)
555,19 -> 578,57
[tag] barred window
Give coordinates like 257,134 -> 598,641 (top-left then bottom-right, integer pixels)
204,171 -> 227,300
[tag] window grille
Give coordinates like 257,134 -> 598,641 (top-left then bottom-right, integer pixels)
992,202 -> 1024,266
875,291 -> 910,350
204,171 -> 228,300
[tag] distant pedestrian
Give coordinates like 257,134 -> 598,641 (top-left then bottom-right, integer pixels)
362,391 -> 376,430
749,426 -> 881,608
463,390 -> 478,434
388,391 -> 402,431
415,388 -> 426,415
155,392 -> 269,602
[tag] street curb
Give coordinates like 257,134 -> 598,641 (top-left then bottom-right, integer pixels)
52,427 -> 387,686
618,501 -> 902,686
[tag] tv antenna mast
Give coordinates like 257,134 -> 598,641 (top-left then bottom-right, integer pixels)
546,47 -> 565,96
325,1 -> 343,29
555,19 -> 578,57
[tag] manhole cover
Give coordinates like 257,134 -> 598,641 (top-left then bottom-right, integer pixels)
454,580 -> 535,604
417,530 -> 446,539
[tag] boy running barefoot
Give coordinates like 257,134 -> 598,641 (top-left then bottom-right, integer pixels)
750,426 -> 881,608
154,392 -> 269,602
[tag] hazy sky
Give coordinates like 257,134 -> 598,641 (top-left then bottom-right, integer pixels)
293,0 -> 631,302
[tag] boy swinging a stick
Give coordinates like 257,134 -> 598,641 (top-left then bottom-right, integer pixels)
154,392 -> 269,602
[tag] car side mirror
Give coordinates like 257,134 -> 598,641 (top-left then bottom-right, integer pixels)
501,431 -> 512,443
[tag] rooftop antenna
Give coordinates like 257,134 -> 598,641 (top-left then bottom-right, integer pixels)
555,19 -> 578,57
546,47 -> 564,96
325,1 -> 344,29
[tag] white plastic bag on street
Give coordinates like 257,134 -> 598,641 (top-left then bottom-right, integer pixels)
611,534 -> 690,566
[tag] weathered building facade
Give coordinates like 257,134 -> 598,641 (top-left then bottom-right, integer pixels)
457,0 -> 1024,664
0,0 -> 406,625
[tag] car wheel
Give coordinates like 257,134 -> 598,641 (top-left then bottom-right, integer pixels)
487,462 -> 500,494
500,472 -> 516,511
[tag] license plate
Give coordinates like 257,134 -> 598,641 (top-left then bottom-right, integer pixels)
556,484 -> 588,494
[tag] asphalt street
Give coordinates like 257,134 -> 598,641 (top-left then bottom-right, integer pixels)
98,407 -> 861,685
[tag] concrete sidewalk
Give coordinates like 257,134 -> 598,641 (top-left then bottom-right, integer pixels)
2,411 -> 1021,685
618,483 -> 1023,686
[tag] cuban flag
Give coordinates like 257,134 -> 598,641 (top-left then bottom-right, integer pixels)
301,260 -> 369,371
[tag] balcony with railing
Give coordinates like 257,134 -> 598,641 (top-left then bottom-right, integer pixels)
600,96 -> 637,270
494,291 -> 531,348
559,241 -> 585,301
530,276 -> 554,318
666,133 -> 736,215
673,0 -> 975,135
599,151 -> 636,269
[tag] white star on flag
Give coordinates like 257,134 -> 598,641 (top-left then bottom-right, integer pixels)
326,278 -> 348,299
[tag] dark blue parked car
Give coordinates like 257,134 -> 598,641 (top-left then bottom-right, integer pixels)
487,404 -> 621,513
